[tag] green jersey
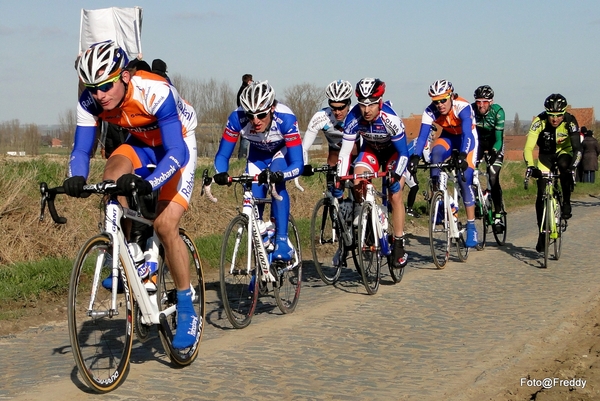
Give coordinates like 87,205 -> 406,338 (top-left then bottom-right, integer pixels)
472,103 -> 505,152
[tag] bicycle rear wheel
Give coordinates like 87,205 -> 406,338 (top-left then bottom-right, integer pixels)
357,201 -> 381,295
310,197 -> 343,285
455,222 -> 469,262
157,228 -> 205,366
492,200 -> 507,246
429,191 -> 449,269
68,234 -> 132,393
273,215 -> 302,313
220,214 -> 259,329
474,195 -> 487,250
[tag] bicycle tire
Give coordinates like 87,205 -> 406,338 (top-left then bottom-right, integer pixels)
543,196 -> 552,268
68,234 -> 132,393
220,214 -> 258,329
475,195 -> 487,250
387,236 -> 404,283
357,201 -> 381,295
273,215 -> 302,313
455,222 -> 469,262
310,197 -> 343,285
492,200 -> 508,246
553,194 -> 563,261
157,228 -> 205,366
429,191 -> 449,269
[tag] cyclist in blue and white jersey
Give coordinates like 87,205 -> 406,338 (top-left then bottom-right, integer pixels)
302,79 -> 355,199
213,81 -> 304,261
337,78 -> 410,269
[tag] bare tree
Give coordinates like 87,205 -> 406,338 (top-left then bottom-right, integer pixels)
513,113 -> 522,135
282,83 -> 326,131
58,109 -> 77,151
22,124 -> 40,156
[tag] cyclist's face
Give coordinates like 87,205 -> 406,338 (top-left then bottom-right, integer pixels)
247,106 -> 274,133
90,70 -> 128,111
358,102 -> 380,122
433,95 -> 452,115
475,99 -> 492,115
548,113 -> 565,128
329,102 -> 349,122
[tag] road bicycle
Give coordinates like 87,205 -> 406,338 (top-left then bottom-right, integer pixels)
202,169 -> 302,329
524,168 -> 566,268
347,169 -> 404,295
39,180 -> 205,393
420,157 -> 469,269
472,155 -> 507,249
307,164 -> 360,285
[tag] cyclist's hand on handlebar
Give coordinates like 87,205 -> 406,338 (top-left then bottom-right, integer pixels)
63,176 -> 91,198
301,164 -> 314,176
213,172 -> 231,186
258,170 -> 284,184
408,155 -> 420,175
487,149 -> 498,165
457,152 -> 469,172
270,171 -> 284,184
526,166 -> 542,179
116,174 -> 153,195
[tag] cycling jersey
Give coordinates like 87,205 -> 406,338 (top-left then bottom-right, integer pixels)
337,101 -> 408,178
524,112 -> 581,169
214,102 -> 303,180
473,103 -> 505,153
302,107 -> 345,162
414,95 -> 477,158
69,70 -> 197,190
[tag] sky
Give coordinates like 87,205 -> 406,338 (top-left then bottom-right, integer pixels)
1,0 -> 600,126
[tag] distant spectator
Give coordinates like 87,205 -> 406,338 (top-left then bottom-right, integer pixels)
577,127 -> 588,182
581,128 -> 600,183
236,74 -> 253,159
127,58 -> 151,74
152,58 -> 171,84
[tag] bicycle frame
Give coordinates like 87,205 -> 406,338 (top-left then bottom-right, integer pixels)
540,172 -> 561,239
436,170 -> 462,240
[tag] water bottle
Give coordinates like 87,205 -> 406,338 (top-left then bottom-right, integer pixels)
140,236 -> 160,280
128,242 -> 144,268
377,204 -> 388,231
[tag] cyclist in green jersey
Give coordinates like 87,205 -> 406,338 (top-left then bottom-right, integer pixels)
472,85 -> 506,233
523,93 -> 581,252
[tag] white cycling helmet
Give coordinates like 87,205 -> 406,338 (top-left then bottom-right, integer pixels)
77,40 -> 129,85
239,80 -> 276,113
428,79 -> 454,100
325,80 -> 353,102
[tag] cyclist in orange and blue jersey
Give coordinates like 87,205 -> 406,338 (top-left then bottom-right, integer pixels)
337,78 -> 410,269
408,80 -> 479,248
64,40 -> 199,350
213,81 -> 304,262
524,93 -> 581,252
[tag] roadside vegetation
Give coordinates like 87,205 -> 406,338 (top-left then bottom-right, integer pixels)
0,155 -> 599,322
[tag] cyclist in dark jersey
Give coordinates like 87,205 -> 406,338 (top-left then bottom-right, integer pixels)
524,93 -> 581,252
472,85 -> 506,232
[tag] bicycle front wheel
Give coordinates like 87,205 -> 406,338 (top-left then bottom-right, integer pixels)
220,214 -> 258,329
68,234 -> 133,393
310,197 -> 343,285
553,195 -> 563,261
357,201 -> 381,295
273,215 -> 302,313
543,196 -> 552,268
157,228 -> 205,366
429,191 -> 449,269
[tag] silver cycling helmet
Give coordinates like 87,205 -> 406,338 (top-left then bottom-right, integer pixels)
325,80 -> 353,102
77,40 -> 129,85
239,80 -> 276,113
428,79 -> 454,100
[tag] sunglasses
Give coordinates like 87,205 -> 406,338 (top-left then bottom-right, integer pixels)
433,96 -> 450,105
85,75 -> 121,94
547,112 -> 565,118
245,110 -> 270,120
329,104 -> 348,111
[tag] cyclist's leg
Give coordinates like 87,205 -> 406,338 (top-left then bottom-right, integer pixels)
155,135 -> 199,349
557,153 -> 573,219
247,156 -> 269,218
268,151 -> 294,261
489,151 -> 505,214
385,153 -> 408,267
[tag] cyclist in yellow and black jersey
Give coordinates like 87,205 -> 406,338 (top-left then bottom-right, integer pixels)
523,93 -> 581,252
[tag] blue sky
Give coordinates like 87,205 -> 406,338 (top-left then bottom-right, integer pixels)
1,0 -> 599,126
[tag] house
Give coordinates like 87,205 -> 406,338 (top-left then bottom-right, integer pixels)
51,138 -> 63,148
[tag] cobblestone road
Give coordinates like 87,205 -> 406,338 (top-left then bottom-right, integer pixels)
2,197 -> 599,401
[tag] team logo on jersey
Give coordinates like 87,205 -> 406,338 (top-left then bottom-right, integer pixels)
367,155 -> 376,164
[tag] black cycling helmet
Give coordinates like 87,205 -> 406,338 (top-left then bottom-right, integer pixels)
355,78 -> 385,105
544,93 -> 568,113
474,85 -> 494,100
